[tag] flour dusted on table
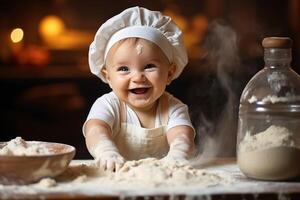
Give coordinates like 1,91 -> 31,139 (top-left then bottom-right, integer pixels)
37,178 -> 57,188
0,139 -> 232,196
113,158 -> 225,187
55,158 -> 227,188
0,137 -> 52,156
0,158 -> 238,198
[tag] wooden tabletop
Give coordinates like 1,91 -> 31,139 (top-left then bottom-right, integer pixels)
1,158 -> 300,200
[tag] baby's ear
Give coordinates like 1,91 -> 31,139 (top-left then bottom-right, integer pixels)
102,67 -> 111,85
167,64 -> 176,85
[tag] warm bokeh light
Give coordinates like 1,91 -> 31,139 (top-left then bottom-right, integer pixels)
10,28 -> 24,43
38,14 -> 93,49
39,15 -> 65,38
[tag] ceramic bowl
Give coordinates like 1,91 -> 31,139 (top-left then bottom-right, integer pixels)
0,141 -> 75,185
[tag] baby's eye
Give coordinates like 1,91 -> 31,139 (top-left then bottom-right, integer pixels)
117,66 -> 129,72
145,64 -> 156,69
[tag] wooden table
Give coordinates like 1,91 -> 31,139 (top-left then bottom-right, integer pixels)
1,159 -> 300,200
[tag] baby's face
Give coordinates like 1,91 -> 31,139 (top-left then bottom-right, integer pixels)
104,38 -> 175,111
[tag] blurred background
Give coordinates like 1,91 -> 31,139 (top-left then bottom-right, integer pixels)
1,0 -> 300,159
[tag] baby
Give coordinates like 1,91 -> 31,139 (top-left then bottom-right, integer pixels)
84,6 -> 195,171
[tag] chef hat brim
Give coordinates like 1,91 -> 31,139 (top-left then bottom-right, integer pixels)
88,6 -> 188,83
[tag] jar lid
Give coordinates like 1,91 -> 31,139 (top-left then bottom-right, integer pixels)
262,37 -> 292,48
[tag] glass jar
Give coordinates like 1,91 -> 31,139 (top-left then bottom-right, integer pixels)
237,37 -> 300,180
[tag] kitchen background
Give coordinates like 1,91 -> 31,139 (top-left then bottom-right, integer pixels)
0,0 -> 299,159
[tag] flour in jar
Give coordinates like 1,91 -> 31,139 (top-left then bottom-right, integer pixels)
248,94 -> 300,104
238,125 -> 300,180
0,137 -> 52,156
239,125 -> 300,153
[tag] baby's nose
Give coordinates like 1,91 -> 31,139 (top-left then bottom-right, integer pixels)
132,71 -> 146,82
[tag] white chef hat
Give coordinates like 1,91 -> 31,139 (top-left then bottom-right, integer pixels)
88,6 -> 188,83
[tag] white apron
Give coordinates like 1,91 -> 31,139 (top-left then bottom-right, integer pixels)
114,94 -> 169,160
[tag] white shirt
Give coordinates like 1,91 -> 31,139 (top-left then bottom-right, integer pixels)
83,91 -> 194,137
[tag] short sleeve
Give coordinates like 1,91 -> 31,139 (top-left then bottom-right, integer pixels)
82,92 -> 120,137
167,93 -> 195,136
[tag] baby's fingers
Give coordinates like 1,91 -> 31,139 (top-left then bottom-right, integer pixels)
94,158 -> 108,170
106,159 -> 117,172
115,161 -> 125,172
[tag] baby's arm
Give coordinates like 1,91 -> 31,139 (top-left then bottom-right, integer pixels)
164,125 -> 195,163
85,119 -> 125,171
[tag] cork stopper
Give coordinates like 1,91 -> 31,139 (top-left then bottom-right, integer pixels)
262,37 -> 292,48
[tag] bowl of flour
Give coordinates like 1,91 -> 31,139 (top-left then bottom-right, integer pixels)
0,137 -> 75,185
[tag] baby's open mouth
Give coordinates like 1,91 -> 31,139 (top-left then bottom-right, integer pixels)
129,88 -> 149,94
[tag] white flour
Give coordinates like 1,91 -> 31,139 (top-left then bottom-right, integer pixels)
112,158 -> 227,187
2,158 -> 300,198
248,94 -> 300,104
238,125 -> 300,180
0,138 -> 236,197
0,158 -> 233,198
262,94 -> 300,103
40,158 -> 229,188
239,125 -> 299,153
0,137 -> 52,156
37,178 -> 57,188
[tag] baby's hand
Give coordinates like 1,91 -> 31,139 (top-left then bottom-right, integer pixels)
91,134 -> 125,172
95,151 -> 125,171
161,153 -> 189,166
161,137 -> 190,166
